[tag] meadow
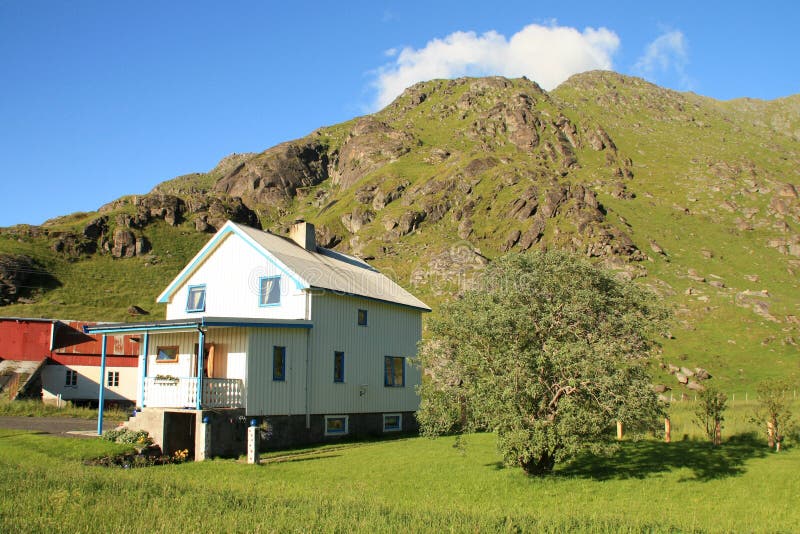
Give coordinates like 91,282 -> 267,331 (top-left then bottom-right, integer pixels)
1,402 -> 798,533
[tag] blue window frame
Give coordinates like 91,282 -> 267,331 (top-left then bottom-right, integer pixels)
383,413 -> 402,432
324,415 -> 348,436
357,309 -> 368,326
273,346 -> 286,381
186,285 -> 206,312
384,356 -> 405,387
259,276 -> 281,307
333,351 -> 345,383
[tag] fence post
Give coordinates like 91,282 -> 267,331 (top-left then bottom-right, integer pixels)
664,418 -> 671,443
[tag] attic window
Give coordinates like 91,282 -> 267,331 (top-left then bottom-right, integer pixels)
259,276 -> 281,307
186,285 -> 206,313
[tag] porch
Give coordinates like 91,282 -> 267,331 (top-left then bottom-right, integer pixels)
143,377 -> 244,409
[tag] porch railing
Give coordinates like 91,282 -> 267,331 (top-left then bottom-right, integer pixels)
143,377 -> 244,409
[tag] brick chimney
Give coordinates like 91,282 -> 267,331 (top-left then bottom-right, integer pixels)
289,221 -> 316,251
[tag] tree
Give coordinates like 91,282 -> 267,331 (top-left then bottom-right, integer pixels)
753,379 -> 795,451
694,385 -> 727,445
417,251 -> 669,475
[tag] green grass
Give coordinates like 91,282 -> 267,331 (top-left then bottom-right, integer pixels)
0,399 -> 130,421
1,406 -> 798,532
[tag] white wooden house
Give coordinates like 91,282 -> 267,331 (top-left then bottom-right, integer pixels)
84,221 -> 430,457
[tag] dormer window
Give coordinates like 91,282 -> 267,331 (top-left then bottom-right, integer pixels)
259,276 -> 281,306
186,285 -> 206,312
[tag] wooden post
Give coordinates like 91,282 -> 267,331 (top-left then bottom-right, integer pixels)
714,420 -> 722,446
247,419 -> 260,464
616,420 -> 624,440
664,417 -> 671,443
767,420 -> 775,449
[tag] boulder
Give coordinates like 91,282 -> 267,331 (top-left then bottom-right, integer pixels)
680,367 -> 695,377
694,368 -> 711,380
676,372 -> 689,384
501,230 -> 521,252
686,381 -> 705,392
112,228 -> 137,258
127,305 -> 149,316
652,384 -> 670,393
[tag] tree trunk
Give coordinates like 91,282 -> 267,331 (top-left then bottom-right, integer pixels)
664,417 -> 671,443
767,419 -> 775,449
616,420 -> 624,440
714,419 -> 722,446
521,453 -> 556,475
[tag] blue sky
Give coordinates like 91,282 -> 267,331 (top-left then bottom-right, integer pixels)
1,1 -> 797,227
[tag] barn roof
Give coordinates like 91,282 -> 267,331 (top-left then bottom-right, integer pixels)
157,221 -> 431,312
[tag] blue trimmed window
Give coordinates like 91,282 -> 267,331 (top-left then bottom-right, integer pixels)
259,276 -> 281,307
186,285 -> 206,312
383,413 -> 402,432
357,309 -> 368,326
324,415 -> 348,436
273,346 -> 286,381
384,356 -> 405,387
333,351 -> 345,383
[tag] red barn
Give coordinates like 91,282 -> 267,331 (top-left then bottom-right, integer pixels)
0,317 -> 139,407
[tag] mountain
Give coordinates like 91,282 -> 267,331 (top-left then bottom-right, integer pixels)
1,71 -> 798,391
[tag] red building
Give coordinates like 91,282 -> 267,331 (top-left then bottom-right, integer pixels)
0,317 -> 139,407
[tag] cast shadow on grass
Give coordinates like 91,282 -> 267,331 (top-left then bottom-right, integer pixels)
263,453 -> 342,465
556,433 -> 769,482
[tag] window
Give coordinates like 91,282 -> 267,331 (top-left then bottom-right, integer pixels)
383,413 -> 402,432
384,356 -> 405,387
357,309 -> 368,326
65,369 -> 77,387
324,415 -> 349,436
156,346 -> 179,363
333,351 -> 345,383
107,371 -> 119,387
273,346 -> 286,381
259,276 -> 281,306
186,285 -> 206,312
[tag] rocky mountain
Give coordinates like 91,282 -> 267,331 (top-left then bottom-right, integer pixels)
1,71 -> 798,390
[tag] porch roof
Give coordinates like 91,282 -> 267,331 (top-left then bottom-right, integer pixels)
82,316 -> 313,335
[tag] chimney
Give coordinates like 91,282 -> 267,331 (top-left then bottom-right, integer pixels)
289,221 -> 316,251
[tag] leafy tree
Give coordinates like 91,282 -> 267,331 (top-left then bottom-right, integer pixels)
753,379 -> 795,451
694,385 -> 727,445
417,251 -> 669,475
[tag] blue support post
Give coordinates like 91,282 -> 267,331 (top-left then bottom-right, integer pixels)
97,334 -> 107,435
196,329 -> 205,410
139,332 -> 149,409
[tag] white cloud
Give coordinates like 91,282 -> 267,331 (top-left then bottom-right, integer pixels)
371,23 -> 620,110
633,30 -> 691,88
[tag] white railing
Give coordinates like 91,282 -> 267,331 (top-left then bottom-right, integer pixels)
144,377 -> 244,409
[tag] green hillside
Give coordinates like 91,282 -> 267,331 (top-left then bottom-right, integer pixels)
1,71 -> 798,393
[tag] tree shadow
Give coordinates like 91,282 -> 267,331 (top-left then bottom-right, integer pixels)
556,433 -> 770,482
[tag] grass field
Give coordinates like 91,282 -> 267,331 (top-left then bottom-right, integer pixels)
1,403 -> 798,533
0,399 -> 130,421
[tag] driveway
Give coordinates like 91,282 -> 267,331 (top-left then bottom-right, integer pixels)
0,416 -> 117,438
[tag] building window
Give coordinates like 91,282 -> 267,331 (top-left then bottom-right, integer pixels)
155,346 -> 179,363
259,276 -> 281,307
186,285 -> 206,312
65,369 -> 77,387
324,415 -> 348,436
273,346 -> 286,381
357,309 -> 368,326
383,413 -> 402,432
333,351 -> 345,383
384,356 -> 405,387
107,371 -> 120,387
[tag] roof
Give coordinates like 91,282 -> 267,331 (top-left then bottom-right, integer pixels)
158,221 -> 431,312
83,317 -> 314,334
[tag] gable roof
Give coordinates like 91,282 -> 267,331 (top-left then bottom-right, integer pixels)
157,221 -> 431,312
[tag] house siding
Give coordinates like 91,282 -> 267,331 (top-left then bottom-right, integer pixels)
165,233 -> 307,320
245,328 -> 309,416
41,363 -> 137,404
308,292 -> 422,415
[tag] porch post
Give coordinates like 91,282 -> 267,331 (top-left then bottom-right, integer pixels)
196,329 -> 205,410
139,332 -> 149,409
97,334 -> 107,435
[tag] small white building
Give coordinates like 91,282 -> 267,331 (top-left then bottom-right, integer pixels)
85,221 -> 430,457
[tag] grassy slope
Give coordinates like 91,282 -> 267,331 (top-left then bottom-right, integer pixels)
1,403 -> 798,533
0,73 -> 798,392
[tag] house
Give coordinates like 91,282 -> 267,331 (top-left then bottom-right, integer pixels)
84,221 -> 430,458
0,317 -> 138,407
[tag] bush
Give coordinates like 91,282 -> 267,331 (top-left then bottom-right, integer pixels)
102,428 -> 153,448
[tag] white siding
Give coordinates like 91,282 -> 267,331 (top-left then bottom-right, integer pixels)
165,233 -> 307,320
246,328 -> 309,416
308,293 -> 422,414
42,364 -> 137,403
